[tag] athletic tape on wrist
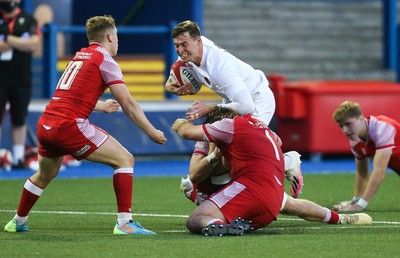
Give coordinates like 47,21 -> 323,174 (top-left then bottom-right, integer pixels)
206,152 -> 217,164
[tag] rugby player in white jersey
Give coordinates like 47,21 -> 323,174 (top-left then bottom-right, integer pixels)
165,20 -> 303,198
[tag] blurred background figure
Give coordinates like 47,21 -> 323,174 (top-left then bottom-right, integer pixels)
0,0 -> 41,169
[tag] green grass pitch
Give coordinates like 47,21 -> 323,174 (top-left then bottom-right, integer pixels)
1,173 -> 399,257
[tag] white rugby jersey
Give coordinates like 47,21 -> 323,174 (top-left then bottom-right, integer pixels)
181,36 -> 275,123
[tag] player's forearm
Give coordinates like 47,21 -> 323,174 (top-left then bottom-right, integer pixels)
354,158 -> 369,197
189,157 -> 216,184
218,87 -> 255,115
176,122 -> 194,139
361,168 -> 386,202
7,35 -> 40,52
354,171 -> 368,197
122,99 -> 158,137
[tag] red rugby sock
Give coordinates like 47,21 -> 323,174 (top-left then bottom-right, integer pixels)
113,173 -> 133,213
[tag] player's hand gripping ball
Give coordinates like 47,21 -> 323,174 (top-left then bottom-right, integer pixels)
168,60 -> 202,93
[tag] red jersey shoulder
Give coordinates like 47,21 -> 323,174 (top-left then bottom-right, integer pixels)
73,46 -> 104,65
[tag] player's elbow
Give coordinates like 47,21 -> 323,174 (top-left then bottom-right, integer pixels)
238,103 -> 255,115
247,104 -> 256,115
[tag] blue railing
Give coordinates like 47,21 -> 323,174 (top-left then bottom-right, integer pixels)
382,0 -> 397,72
41,22 -> 178,98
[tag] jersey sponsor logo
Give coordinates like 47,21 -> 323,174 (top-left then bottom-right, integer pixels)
73,144 -> 91,157
75,52 -> 92,59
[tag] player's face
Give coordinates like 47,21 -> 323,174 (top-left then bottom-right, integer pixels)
339,116 -> 366,141
173,32 -> 201,64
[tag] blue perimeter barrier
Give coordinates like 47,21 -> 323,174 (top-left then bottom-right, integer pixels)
0,158 -> 365,180
0,100 -> 219,156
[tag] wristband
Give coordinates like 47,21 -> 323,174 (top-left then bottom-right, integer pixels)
206,152 -> 218,165
357,198 -> 369,208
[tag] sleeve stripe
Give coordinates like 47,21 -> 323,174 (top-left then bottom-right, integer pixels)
202,124 -> 212,141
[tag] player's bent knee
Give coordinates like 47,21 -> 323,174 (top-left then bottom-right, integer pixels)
112,150 -> 134,169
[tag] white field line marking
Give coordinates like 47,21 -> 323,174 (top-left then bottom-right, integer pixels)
1,210 -> 399,226
0,209 -> 188,218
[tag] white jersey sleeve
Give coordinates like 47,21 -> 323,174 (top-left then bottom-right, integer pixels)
368,116 -> 396,150
96,45 -> 124,86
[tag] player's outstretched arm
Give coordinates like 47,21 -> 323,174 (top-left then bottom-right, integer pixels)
172,118 -> 204,141
358,149 -> 391,204
333,149 -> 391,212
110,84 -> 167,144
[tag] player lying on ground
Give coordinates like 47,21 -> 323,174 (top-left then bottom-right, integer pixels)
173,107 -> 372,236
332,101 -> 400,212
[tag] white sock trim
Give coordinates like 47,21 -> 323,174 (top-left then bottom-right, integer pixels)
322,207 -> 331,223
24,179 -> 43,196
13,215 -> 28,225
207,218 -> 224,225
114,167 -> 134,174
117,212 -> 132,225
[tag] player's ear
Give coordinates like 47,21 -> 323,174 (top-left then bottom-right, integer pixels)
106,33 -> 113,43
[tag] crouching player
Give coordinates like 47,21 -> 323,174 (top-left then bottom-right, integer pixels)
332,101 -> 400,212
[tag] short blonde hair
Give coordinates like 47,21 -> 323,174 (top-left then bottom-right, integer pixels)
86,15 -> 116,42
332,101 -> 363,124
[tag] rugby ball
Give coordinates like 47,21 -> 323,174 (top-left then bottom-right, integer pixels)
168,60 -> 202,93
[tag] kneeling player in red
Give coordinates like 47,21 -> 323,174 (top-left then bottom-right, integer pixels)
173,107 -> 372,236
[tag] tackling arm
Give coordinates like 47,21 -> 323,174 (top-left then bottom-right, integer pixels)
189,145 -> 229,184
172,118 -> 204,141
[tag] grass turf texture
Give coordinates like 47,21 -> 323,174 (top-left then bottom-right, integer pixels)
0,173 -> 399,257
